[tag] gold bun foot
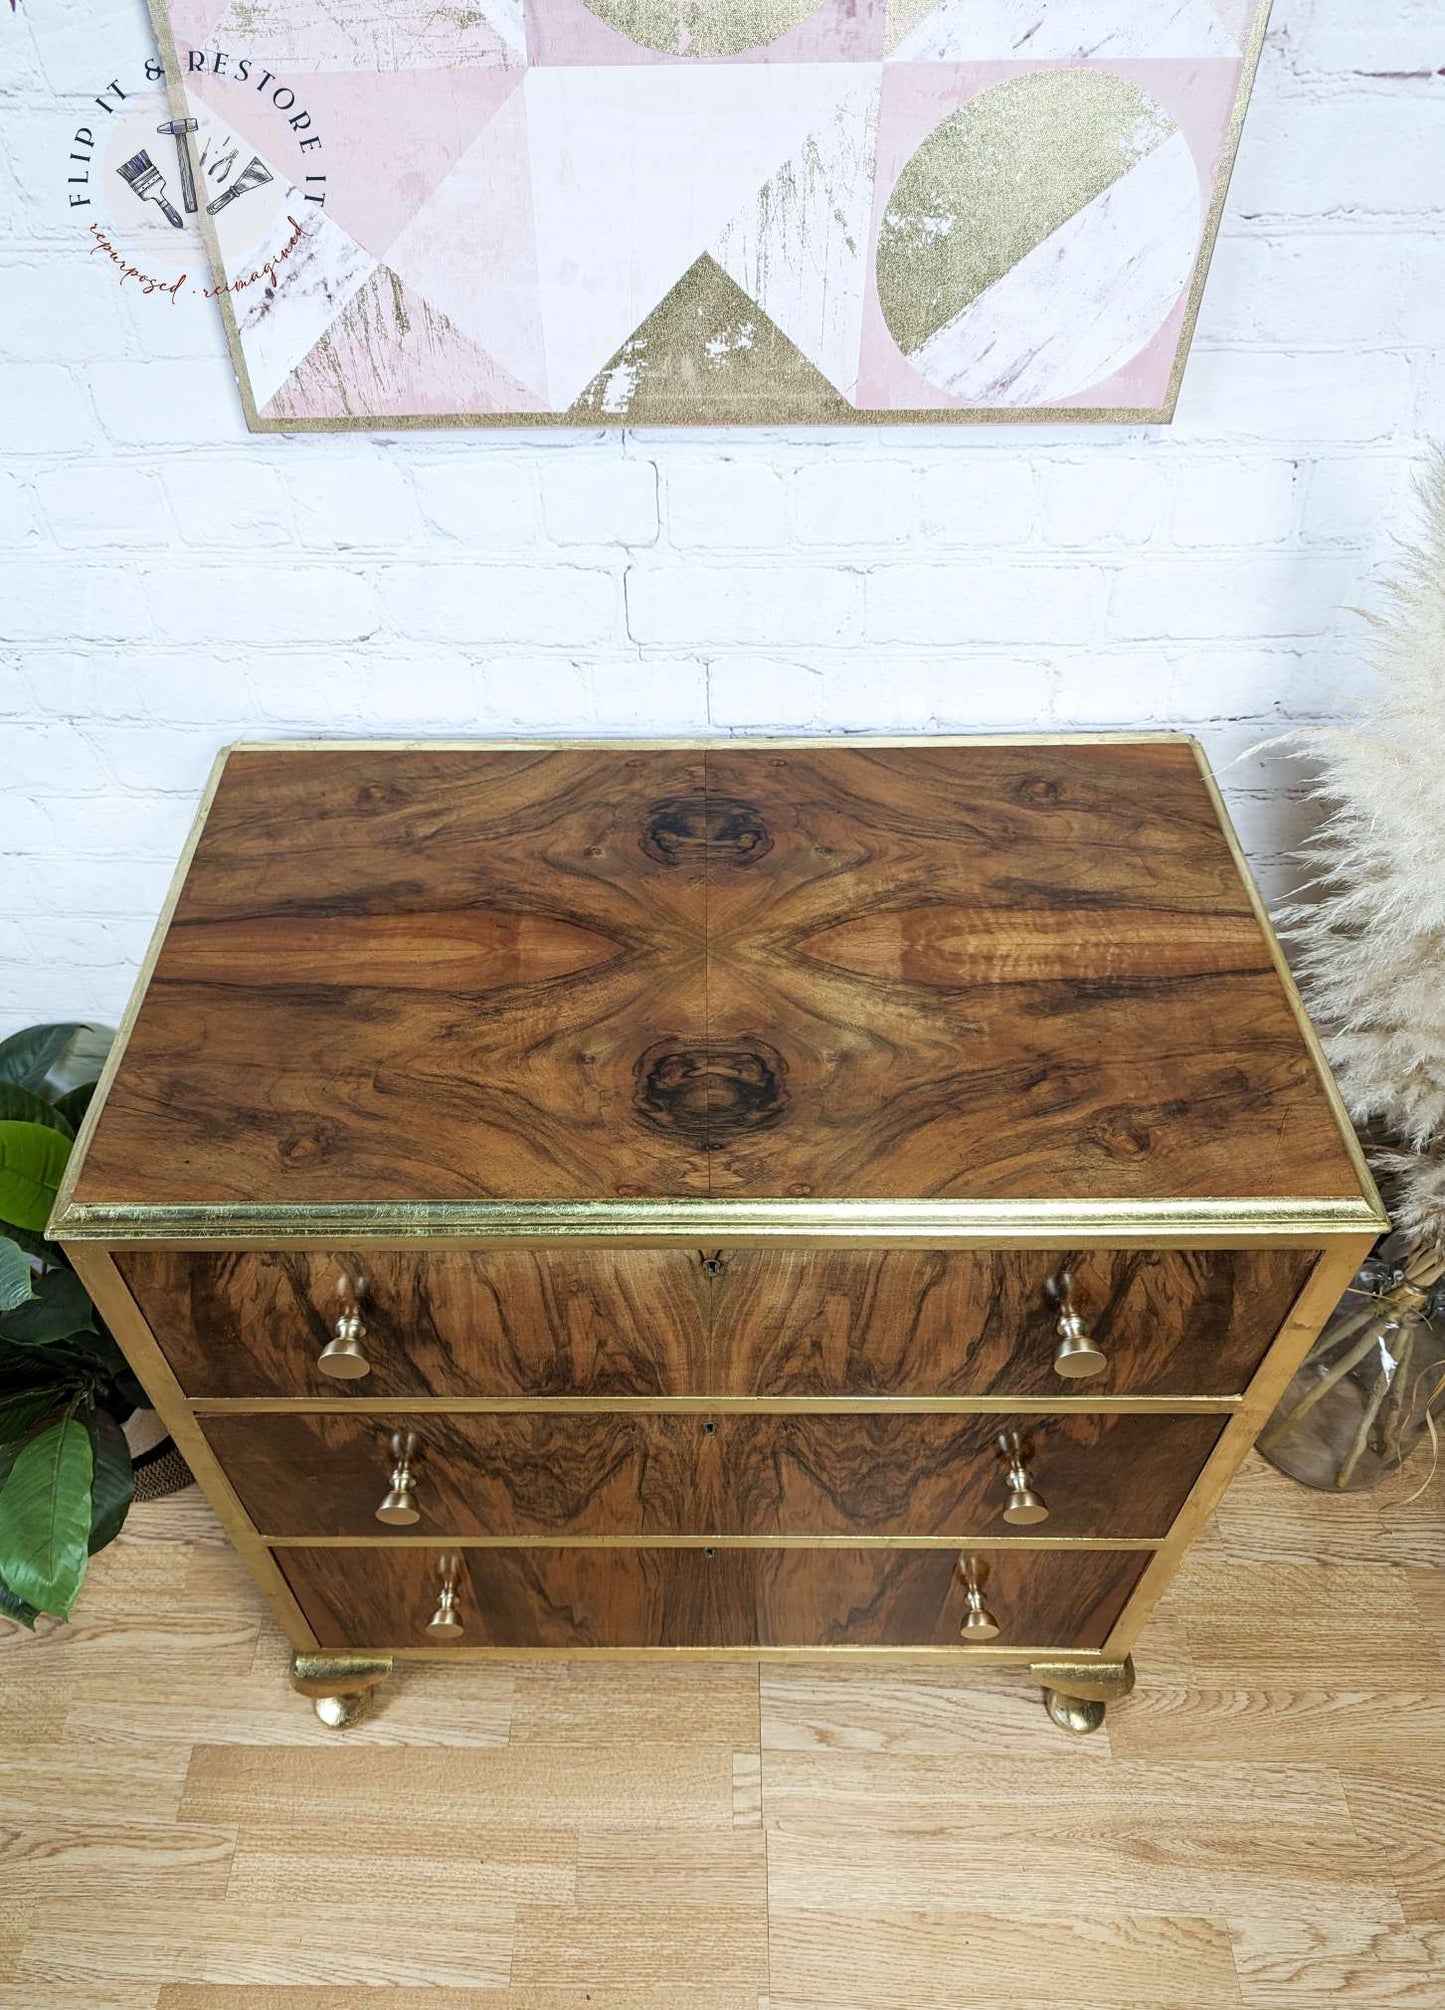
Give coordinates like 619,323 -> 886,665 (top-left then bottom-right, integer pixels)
1029,1656 -> 1135,1737
290,1652 -> 394,1730
312,1688 -> 376,1729
1043,1687 -> 1107,1734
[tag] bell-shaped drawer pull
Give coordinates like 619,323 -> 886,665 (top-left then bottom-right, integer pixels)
317,1265 -> 372,1380
958,1554 -> 1001,1641
1049,1270 -> 1107,1380
375,1431 -> 421,1527
426,1553 -> 465,1641
997,1430 -> 1050,1526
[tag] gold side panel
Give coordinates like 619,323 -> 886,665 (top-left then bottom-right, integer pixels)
1100,1235 -> 1372,1659
65,1245 -> 319,1653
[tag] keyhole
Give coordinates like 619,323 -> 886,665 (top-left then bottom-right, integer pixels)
700,1251 -> 727,1277
704,1547 -> 716,1558
702,1420 -> 718,1435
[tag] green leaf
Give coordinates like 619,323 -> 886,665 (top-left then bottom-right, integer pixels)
0,1414 -> 93,1617
0,1222 -> 55,1264
0,1238 -> 34,1313
51,1082 -> 97,1133
0,1268 -> 96,1346
86,1410 -> 133,1555
42,1026 -> 113,1100
0,1391 -> 54,1445
0,1571 -> 39,1631
0,1082 -> 74,1138
0,1025 -> 85,1095
0,1122 -> 73,1234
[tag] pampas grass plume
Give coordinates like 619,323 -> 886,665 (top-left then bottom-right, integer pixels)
1278,455 -> 1445,1248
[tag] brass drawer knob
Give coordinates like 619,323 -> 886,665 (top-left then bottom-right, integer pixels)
426,1553 -> 465,1640
958,1555 -> 1001,1641
318,1266 -> 372,1380
1049,1270 -> 1107,1380
997,1430 -> 1050,1526
375,1431 -> 421,1527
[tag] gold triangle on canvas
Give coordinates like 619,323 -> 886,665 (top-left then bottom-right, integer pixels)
883,0 -> 938,51
566,254 -> 855,424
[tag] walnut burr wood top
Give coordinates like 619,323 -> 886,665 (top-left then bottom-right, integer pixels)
63,739 -> 1370,1225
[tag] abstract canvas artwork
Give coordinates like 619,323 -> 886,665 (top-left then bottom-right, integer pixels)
147,0 -> 1272,429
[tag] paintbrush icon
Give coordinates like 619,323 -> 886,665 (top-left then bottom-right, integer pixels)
116,149 -> 185,228
206,156 -> 274,216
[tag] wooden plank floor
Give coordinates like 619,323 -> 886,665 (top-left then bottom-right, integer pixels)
2,1453 -> 1442,2010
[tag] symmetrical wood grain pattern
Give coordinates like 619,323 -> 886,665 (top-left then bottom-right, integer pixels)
275,1543 -> 1147,1651
73,742 -> 1361,1210
116,1244 -> 1314,1400
204,1409 -> 1223,1540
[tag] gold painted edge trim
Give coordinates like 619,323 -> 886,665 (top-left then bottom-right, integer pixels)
1159,0 -> 1274,421
376,1644 -> 1104,1662
219,733 -> 1199,751
1101,1236 -> 1372,1659
146,0 -> 262,435
68,1245 -> 319,1651
263,1533 -> 1162,1551
1189,737 -> 1385,1220
245,409 -> 1172,434
191,1398 -> 1246,1415
53,1195 -> 1385,1246
190,1393 -> 1240,1416
291,1652 -> 392,1697
1029,1656 -> 1135,1704
49,748 -> 232,1237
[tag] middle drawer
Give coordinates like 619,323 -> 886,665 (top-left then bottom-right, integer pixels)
203,1409 -> 1223,1541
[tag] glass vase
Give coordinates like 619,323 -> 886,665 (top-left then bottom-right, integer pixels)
1258,1234 -> 1445,1492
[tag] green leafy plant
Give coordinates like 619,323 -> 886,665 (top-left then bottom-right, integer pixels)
0,1022 -> 144,1628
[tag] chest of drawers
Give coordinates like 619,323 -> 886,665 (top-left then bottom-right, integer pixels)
53,736 -> 1384,1732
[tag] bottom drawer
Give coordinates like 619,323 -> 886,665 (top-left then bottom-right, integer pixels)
276,1544 -> 1148,1652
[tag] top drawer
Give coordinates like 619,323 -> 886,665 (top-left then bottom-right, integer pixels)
117,1245 -> 1315,1401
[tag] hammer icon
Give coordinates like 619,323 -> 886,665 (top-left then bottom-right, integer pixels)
157,117 -> 200,214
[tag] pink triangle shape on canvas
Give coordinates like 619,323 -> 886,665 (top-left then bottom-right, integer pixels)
383,82 -> 548,405
278,65 -> 526,262
184,61 -> 525,265
258,263 -> 546,422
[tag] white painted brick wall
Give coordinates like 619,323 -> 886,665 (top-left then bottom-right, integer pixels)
2,0 -> 1442,1029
